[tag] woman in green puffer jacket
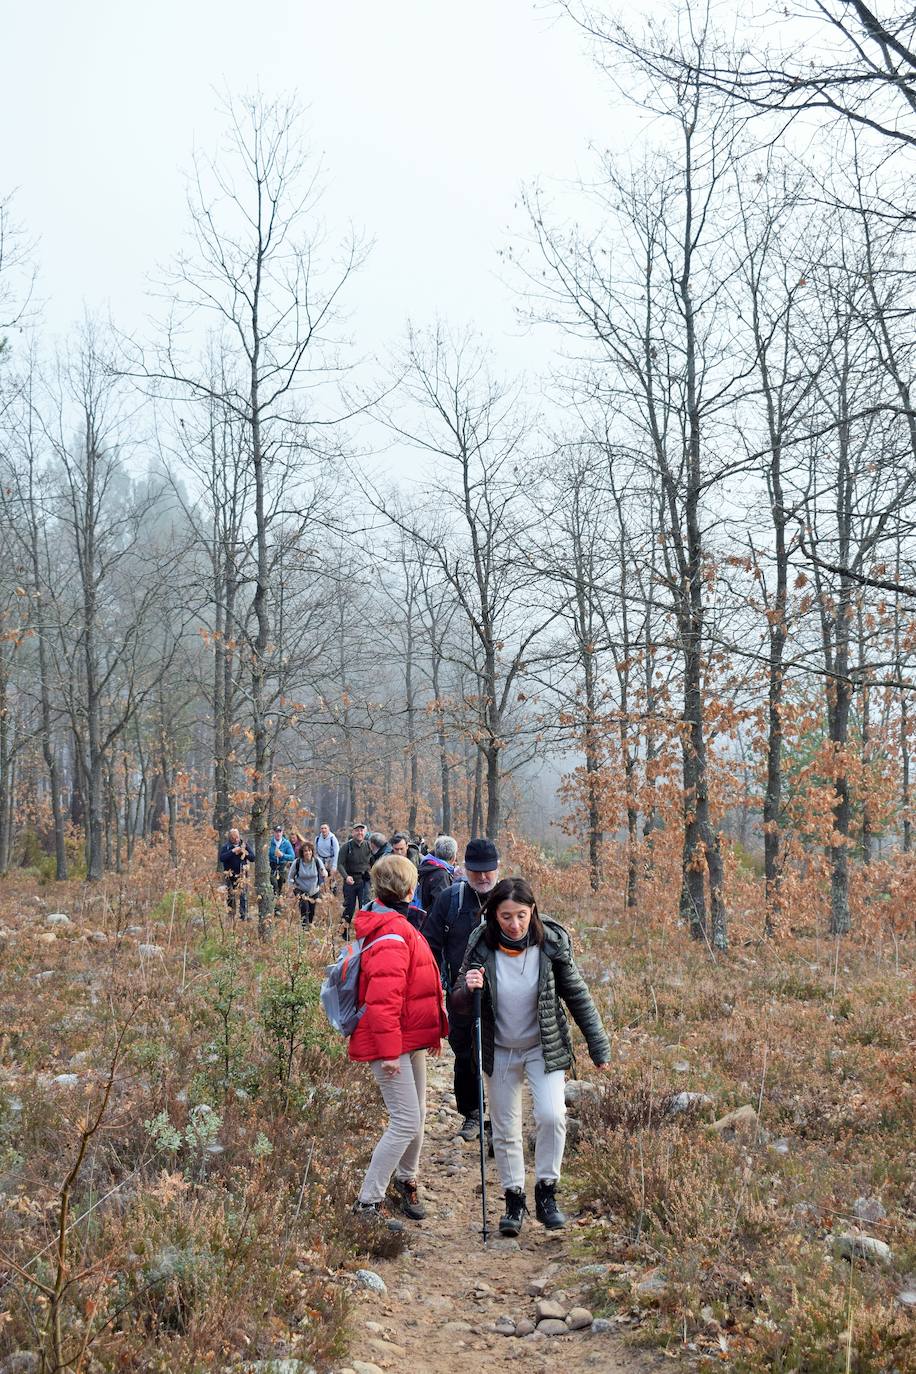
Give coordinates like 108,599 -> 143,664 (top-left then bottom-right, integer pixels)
450,877 -> 610,1239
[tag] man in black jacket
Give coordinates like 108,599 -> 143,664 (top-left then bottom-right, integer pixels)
337,822 -> 372,935
422,837 -> 500,1140
218,828 -> 255,920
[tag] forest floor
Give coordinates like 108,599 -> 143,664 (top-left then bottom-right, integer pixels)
1,849 -> 915,1372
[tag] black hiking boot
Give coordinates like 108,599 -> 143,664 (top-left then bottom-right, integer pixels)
389,1177 -> 427,1221
458,1111 -> 480,1142
534,1179 -> 566,1230
352,1199 -> 404,1233
499,1188 -> 527,1237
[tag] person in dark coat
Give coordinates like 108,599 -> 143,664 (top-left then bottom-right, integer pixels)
218,827 -> 255,920
416,834 -> 458,913
368,831 -> 392,867
338,822 -> 372,936
391,832 -> 422,870
422,837 -> 499,1140
452,876 -> 610,1237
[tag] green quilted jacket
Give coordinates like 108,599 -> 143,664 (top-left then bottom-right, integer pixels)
450,918 -> 611,1075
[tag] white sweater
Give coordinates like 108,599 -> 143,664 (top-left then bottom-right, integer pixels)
493,947 -> 540,1050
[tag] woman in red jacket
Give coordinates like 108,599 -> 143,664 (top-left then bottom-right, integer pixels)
351,855 -> 448,1223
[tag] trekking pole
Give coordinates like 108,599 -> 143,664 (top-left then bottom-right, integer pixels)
473,988 -> 490,1243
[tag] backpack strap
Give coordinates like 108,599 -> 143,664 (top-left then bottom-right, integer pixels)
444,880 -> 465,937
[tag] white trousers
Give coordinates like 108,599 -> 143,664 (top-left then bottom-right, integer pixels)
486,1044 -> 566,1193
358,1050 -> 427,1203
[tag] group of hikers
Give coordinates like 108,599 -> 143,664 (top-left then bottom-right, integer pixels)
217,820 -> 425,932
217,821 -> 610,1241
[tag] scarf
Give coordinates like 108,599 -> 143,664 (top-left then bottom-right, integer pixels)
497,929 -> 531,957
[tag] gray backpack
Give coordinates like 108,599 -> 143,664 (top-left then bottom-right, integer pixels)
320,932 -> 406,1037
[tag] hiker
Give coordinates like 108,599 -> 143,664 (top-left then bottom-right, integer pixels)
391,832 -> 422,869
368,831 -> 392,867
290,839 -> 328,926
350,855 -> 449,1225
218,827 -> 255,920
290,829 -> 309,858
416,834 -> 458,913
452,876 -> 611,1238
269,824 -> 295,900
338,822 -> 372,935
315,822 -> 340,893
423,837 -> 500,1141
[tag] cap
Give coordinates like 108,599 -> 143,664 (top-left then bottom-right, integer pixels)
350,820 -> 367,830
464,837 -> 499,871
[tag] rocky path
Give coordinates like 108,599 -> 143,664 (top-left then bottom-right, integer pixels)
340,1052 -> 662,1374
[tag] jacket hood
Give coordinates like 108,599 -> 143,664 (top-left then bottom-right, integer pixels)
419,855 -> 453,874
354,903 -> 404,941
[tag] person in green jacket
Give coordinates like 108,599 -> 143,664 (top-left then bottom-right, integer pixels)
451,877 -> 610,1239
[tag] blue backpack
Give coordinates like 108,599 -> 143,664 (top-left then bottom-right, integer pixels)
320,932 -> 406,1036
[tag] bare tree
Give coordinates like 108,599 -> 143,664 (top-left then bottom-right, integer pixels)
128,93 -> 363,934
372,327 -> 560,840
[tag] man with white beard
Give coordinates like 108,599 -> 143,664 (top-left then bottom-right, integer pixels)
422,838 -> 500,1141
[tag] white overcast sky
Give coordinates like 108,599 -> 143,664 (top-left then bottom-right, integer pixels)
1,0 -> 641,388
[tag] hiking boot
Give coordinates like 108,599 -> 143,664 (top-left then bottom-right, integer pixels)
352,1199 -> 404,1233
534,1179 -> 566,1230
390,1177 -> 427,1221
458,1111 -> 480,1141
499,1188 -> 527,1237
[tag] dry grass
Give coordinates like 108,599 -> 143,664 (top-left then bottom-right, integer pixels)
536,854 -> 916,1374
1,834 -> 914,1371
0,847 -> 405,1372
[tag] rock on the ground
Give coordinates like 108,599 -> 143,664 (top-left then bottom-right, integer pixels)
537,1319 -> 570,1336
351,1363 -> 385,1374
52,1074 -> 80,1088
493,1317 -> 516,1335
564,1080 -> 600,1108
667,1091 -> 714,1116
89,930 -> 108,943
835,1232 -> 892,1265
46,913 -> 71,926
591,1318 -> 615,1333
366,1338 -> 406,1359
486,1236 -> 520,1252
535,1298 -> 567,1321
710,1104 -> 758,1138
442,1320 -> 474,1334
394,1287 -> 414,1302
515,1318 -> 535,1336
354,1269 -> 387,1295
896,1290 -> 916,1309
853,1196 -> 886,1224
243,1362 -> 315,1374
138,943 -> 164,957
635,1269 -> 669,1302
566,1307 -> 593,1330
577,1263 -> 611,1277
672,1060 -> 690,1073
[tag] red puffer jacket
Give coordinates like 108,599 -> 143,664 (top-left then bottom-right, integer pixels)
348,904 -> 448,1063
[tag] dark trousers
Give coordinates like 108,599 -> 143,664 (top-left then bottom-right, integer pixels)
342,874 -> 371,926
447,1017 -> 482,1119
298,893 -> 317,926
226,874 -> 248,920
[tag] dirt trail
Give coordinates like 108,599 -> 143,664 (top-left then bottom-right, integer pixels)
342,1051 -> 661,1374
